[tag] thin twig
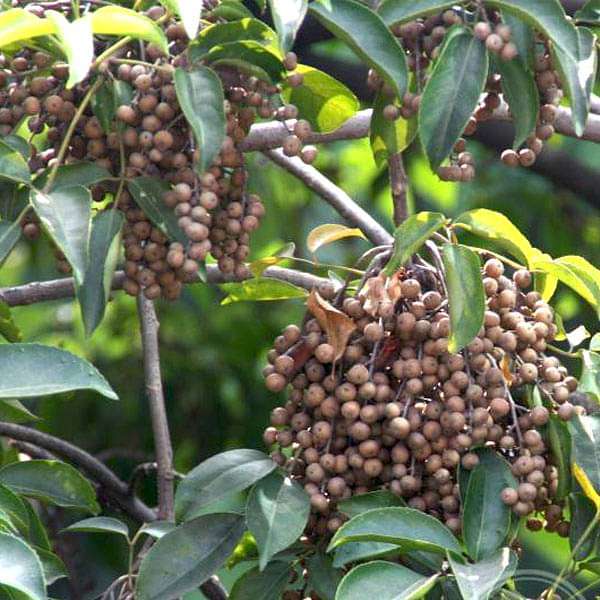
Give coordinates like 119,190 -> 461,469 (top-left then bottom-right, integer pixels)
263,149 -> 393,246
0,422 -> 155,522
388,153 -> 409,226
137,295 -> 174,522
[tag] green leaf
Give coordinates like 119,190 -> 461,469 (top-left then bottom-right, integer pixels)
309,0 -> 408,99
0,484 -> 29,535
77,210 -> 123,336
0,139 -> 31,185
282,65 -> 359,133
127,177 -> 187,244
370,91 -> 417,167
307,551 -> 341,600
268,0 -> 307,52
551,27 -> 597,137
0,221 -> 22,267
306,223 -> 365,254
555,255 -> 600,313
249,243 -> 295,277
337,490 -> 405,519
91,81 -> 115,134
34,162 -> 111,192
30,186 -> 91,284
577,0 -> 600,22
0,400 -> 38,425
247,471 -> 310,570
579,349 -> 600,403
383,212 -> 446,275
185,490 -> 248,520
0,343 -> 118,400
548,414 -> 572,500
175,449 -> 276,521
0,300 -> 21,343
0,533 -> 45,600
34,547 -> 67,585
220,278 -> 308,304
378,0 -> 458,26
496,58 -> 539,149
229,560 -> 290,600
0,460 -> 100,514
209,0 -> 255,21
569,414 -> 600,494
160,0 -> 203,40
91,6 -> 168,54
328,507 -> 461,555
569,492 -> 600,561
138,521 -> 176,540
174,67 -> 226,175
462,452 -> 517,560
22,504 -> 49,551
454,209 -> 533,266
332,540 -> 398,568
46,11 -> 93,89
0,8 -> 56,48
335,561 -> 439,600
502,11 -> 535,70
419,27 -> 488,169
448,548 -> 517,600
63,516 -> 129,539
190,19 -> 278,59
136,514 -> 245,600
442,244 -> 485,354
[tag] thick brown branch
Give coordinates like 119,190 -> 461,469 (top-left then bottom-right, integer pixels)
0,422 -> 156,523
137,295 -> 174,522
388,153 -> 408,226
263,149 -> 393,246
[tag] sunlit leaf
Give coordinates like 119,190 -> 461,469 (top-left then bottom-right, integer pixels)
0,533 -> 45,600
307,223 -> 366,254
0,300 -> 21,343
268,0 -> 307,52
569,415 -> 600,499
378,0 -> 458,26
220,278 -> 308,304
573,462 -> 600,510
0,8 -> 56,48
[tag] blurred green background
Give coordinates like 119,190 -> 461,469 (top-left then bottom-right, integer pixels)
1,122 -> 599,598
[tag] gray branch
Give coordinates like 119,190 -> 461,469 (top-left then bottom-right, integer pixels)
388,153 -> 409,226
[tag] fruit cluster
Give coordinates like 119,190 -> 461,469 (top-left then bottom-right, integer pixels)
263,256 -> 582,539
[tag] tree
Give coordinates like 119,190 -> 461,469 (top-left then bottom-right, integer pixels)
0,0 -> 599,598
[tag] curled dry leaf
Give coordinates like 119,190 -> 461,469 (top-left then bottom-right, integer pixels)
500,354 -> 514,386
358,273 -> 402,318
307,289 -> 357,362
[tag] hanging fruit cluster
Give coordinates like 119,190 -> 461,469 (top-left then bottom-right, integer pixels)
263,252 -> 584,540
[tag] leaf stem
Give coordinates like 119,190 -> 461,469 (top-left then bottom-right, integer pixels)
546,343 -> 580,359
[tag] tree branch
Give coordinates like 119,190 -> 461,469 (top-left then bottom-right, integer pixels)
0,422 -> 156,523
263,149 -> 393,246
136,295 -> 174,522
388,153 -> 408,226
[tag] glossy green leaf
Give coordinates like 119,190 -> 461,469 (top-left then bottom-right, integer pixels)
127,177 -> 187,244
0,139 -> 31,185
190,19 -> 278,59
555,255 -> 600,313
533,259 -> 598,310
335,561 -> 439,600
77,210 -> 123,336
185,490 -> 248,520
576,0 -> 600,22
91,6 -> 168,54
175,449 -> 276,521
569,414 -> 600,494
337,490 -> 405,519
579,349 -> 600,402
328,507 -> 461,555
307,551 -> 341,600
448,548 -> 517,600
46,11 -> 93,89
0,400 -> 38,425
551,27 -> 597,137
136,514 -> 245,600
138,521 -> 176,540
309,0 -> 408,99
0,460 -> 100,514
0,221 -> 22,267
0,8 -> 56,48
0,484 -> 29,535
160,0 -> 203,40
502,11 -> 535,70
419,27 -> 488,169
34,547 -> 67,585
220,278 -> 308,304
229,560 -> 290,600
383,212 -> 446,275
462,452 -> 517,560
63,516 -> 129,539
268,0 -> 307,52
0,300 -> 21,343
496,58 -> 539,149
332,540 -> 398,568
282,65 -> 359,133
174,67 -> 226,175
30,186 -> 91,284
0,343 -> 118,400
378,0 -> 458,26
209,0 -> 255,21
34,162 -> 111,192
454,209 -> 533,266
0,533 -> 45,600
548,414 -> 572,500
247,471 -> 310,570
21,504 -> 49,551
442,244 -> 485,353
569,492 -> 600,560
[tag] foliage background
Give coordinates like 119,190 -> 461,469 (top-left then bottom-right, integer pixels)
1,40 -> 599,597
